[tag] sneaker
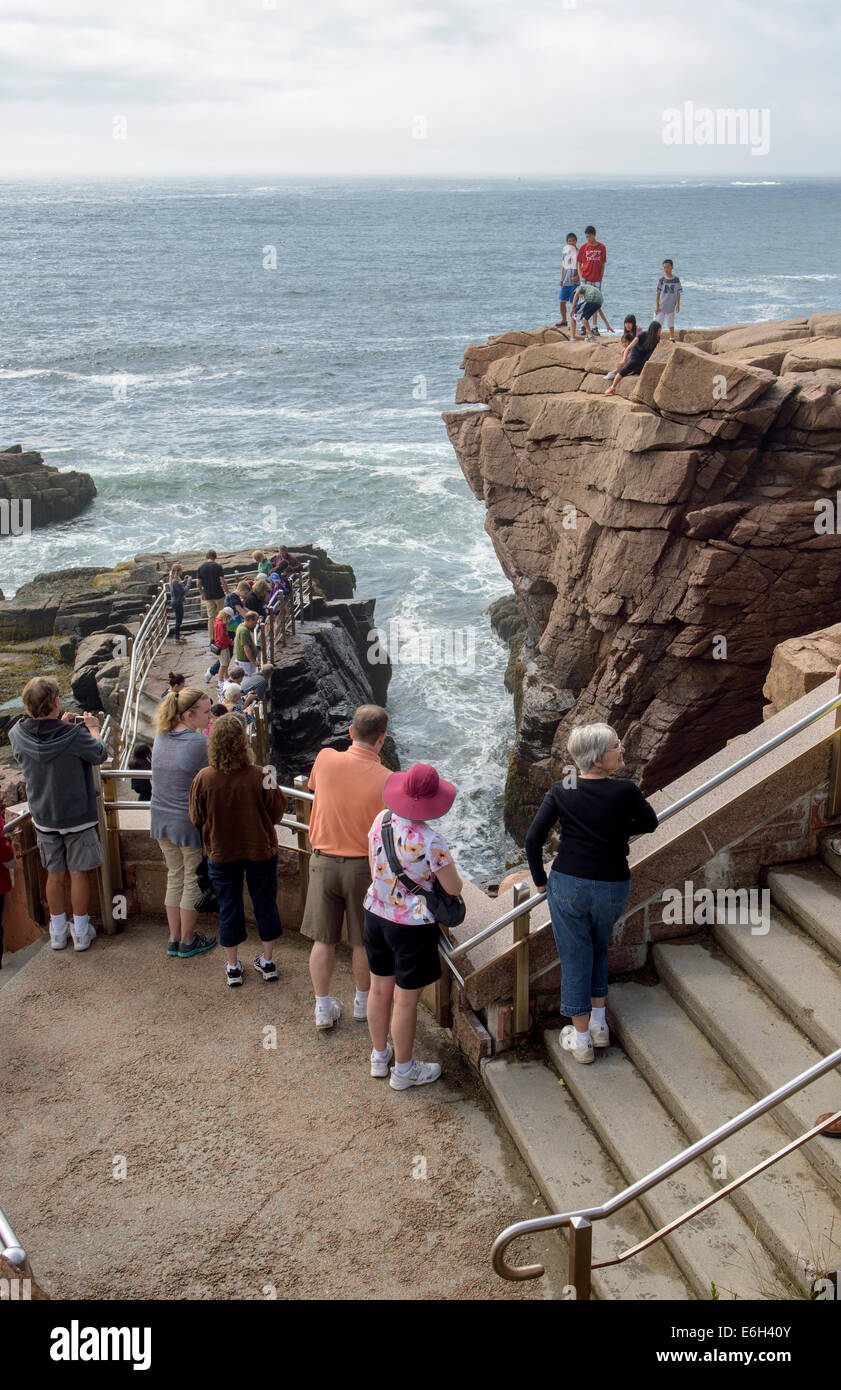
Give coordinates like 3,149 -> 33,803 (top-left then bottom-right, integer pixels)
370,1043 -> 394,1079
50,927 -> 69,950
561,1024 -> 594,1065
226,960 -> 244,987
71,921 -> 96,952
315,997 -> 341,1030
179,932 -> 217,958
253,954 -> 278,981
166,939 -> 180,957
204,667 -> 213,683
389,1059 -> 442,1090
353,996 -> 368,1021
590,1018 -> 610,1048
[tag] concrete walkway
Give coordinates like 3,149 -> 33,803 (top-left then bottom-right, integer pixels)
1,919 -> 568,1300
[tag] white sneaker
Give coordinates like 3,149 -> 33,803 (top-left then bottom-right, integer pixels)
561,1024 -> 594,1064
370,1044 -> 394,1078
389,1058 -> 442,1091
353,996 -> 368,1021
71,922 -> 96,952
315,997 -> 341,1030
204,668 -> 214,684
590,1018 -> 610,1048
50,926 -> 69,950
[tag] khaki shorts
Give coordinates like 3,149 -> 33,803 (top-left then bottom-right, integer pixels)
300,851 -> 371,947
36,825 -> 102,874
204,597 -> 224,626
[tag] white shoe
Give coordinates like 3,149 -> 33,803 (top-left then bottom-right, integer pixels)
71,922 -> 96,952
50,927 -> 69,950
590,1018 -> 610,1048
370,1044 -> 394,1078
561,1024 -> 594,1064
353,996 -> 368,1021
389,1058 -> 442,1090
204,668 -> 214,684
315,997 -> 341,1030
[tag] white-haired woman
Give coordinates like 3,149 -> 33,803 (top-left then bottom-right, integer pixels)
525,723 -> 658,1064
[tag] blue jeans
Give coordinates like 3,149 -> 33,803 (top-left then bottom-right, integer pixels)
207,854 -> 283,949
172,602 -> 184,640
546,871 -> 630,1017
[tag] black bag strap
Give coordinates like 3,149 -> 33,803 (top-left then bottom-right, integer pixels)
381,810 -> 434,902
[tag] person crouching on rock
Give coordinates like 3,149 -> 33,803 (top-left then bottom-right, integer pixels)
605,320 -> 661,394
364,763 -> 463,1090
189,713 -> 284,988
524,724 -> 658,1065
9,676 -> 108,952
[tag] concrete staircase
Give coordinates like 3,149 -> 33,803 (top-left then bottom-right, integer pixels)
483,858 -> 841,1300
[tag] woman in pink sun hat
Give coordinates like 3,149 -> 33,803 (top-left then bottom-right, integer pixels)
363,763 -> 463,1091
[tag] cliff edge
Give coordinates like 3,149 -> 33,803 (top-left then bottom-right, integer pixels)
444,314 -> 841,838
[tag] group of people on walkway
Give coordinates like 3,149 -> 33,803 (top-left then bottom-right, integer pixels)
5,660 -> 668,1091
555,226 -> 683,388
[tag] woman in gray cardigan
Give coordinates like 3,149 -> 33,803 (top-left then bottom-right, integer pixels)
150,685 -> 214,959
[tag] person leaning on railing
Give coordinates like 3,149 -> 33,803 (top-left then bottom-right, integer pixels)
150,685 -> 216,960
188,713 -> 284,988
524,724 -> 658,1066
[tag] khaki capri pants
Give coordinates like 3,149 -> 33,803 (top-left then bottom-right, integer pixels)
157,839 -> 204,911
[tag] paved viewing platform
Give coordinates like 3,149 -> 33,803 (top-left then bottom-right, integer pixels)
1,919 -> 570,1299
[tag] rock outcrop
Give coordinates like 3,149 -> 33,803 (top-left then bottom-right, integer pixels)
0,445 -> 96,529
444,316 -> 841,837
763,623 -> 841,717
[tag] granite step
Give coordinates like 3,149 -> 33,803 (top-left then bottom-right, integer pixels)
483,1057 -> 694,1300
543,1031 -> 783,1299
767,861 -> 841,965
653,939 -> 841,1199
609,980 -> 841,1292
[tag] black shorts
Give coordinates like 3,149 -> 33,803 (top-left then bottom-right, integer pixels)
363,908 -> 442,991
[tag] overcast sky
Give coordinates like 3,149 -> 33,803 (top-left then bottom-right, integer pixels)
1,0 -> 838,178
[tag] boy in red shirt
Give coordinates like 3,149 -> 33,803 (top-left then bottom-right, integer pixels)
576,225 -> 610,335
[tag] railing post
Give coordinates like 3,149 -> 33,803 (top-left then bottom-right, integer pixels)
93,765 -> 116,935
828,690 -> 841,817
293,773 -> 312,914
512,881 -> 531,1037
568,1216 -> 592,1301
289,587 -> 296,637
434,928 -> 452,1028
102,732 -> 124,896
19,817 -> 46,926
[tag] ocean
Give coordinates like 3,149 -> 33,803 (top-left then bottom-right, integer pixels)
1,176 -> 840,882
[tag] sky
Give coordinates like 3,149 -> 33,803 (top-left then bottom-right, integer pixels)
1,0 -> 838,178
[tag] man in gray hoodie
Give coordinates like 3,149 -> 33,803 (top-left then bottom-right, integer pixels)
9,676 -> 108,951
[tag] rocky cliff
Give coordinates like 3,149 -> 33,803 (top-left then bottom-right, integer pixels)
444,314 -> 841,838
0,444 -> 96,532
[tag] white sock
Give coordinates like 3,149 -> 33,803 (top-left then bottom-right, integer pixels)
372,1045 -> 391,1061
227,960 -> 241,972
591,1006 -> 606,1026
355,987 -> 369,1006
394,1059 -> 414,1075
260,955 -> 272,967
315,994 -> 332,1009
72,914 -> 89,936
575,1026 -> 592,1047
50,913 -> 68,934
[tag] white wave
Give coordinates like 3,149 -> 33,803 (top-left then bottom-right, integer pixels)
730,181 -> 781,186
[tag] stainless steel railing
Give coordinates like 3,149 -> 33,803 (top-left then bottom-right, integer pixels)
0,1206 -> 32,1279
492,1048 -> 841,1296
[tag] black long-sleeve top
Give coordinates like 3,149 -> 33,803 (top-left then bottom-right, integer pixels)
525,777 -> 659,886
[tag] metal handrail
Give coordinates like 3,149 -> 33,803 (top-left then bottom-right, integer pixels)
493,1045 -> 841,1286
0,1206 -> 30,1276
445,688 -> 841,973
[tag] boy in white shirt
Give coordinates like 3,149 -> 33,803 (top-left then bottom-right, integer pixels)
556,233 -> 579,329
655,259 -> 683,338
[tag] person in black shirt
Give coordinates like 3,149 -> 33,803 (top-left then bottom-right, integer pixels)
525,723 -> 658,1065
604,321 -> 661,394
196,548 -> 226,641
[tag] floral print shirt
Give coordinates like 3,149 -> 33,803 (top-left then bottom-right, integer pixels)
364,811 -> 454,925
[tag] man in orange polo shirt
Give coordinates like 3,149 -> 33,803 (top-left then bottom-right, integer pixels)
302,704 -> 390,1030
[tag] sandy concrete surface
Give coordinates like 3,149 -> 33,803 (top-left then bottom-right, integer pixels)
1,920 -> 568,1300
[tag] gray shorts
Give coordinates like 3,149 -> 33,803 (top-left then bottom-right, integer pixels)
36,826 -> 102,874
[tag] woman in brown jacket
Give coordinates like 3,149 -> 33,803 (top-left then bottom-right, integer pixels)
189,713 -> 285,988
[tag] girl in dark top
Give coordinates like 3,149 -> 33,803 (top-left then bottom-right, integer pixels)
525,723 -> 658,1065
128,742 -> 152,802
604,320 -> 661,394
621,314 -> 639,343
169,564 -> 192,644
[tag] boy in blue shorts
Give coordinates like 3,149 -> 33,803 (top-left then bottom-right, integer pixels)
556,232 -> 579,329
